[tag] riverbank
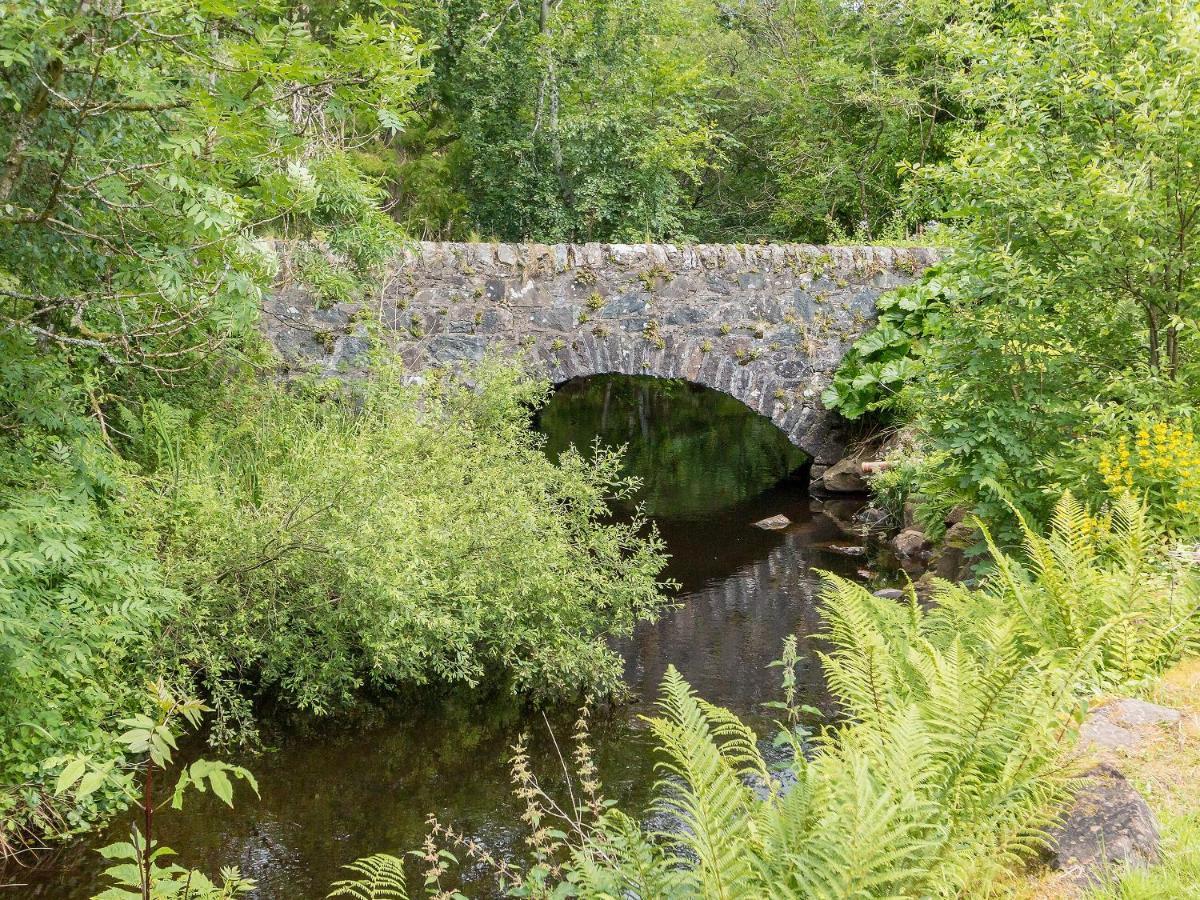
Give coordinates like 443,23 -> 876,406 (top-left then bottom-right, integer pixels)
1015,658 -> 1200,898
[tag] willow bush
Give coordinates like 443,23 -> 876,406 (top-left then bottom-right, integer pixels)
132,360 -> 670,744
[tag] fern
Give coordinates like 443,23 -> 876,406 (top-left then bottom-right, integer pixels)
327,854 -> 408,900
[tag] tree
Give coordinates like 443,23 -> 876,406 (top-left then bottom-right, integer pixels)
922,0 -> 1200,382
403,0 -> 722,242
695,0 -> 959,242
886,0 -> 1200,526
0,0 -> 426,408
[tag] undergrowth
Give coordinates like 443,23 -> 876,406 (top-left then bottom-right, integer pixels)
332,494 -> 1200,898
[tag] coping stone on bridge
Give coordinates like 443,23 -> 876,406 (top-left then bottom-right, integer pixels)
264,241 -> 941,476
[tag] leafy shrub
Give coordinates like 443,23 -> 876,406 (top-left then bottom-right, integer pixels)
0,487 -> 179,847
133,361 -> 669,742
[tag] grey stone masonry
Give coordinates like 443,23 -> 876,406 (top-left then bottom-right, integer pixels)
263,241 -> 942,476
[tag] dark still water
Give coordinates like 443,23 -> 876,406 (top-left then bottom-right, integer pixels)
4,375 -> 868,899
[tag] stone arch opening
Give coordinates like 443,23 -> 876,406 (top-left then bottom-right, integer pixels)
535,339 -> 849,482
536,373 -> 816,520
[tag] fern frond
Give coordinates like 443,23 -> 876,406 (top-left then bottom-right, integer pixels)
327,854 -> 408,900
646,666 -> 764,899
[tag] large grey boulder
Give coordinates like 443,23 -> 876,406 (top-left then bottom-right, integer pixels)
1078,699 -> 1182,753
1048,764 -> 1160,885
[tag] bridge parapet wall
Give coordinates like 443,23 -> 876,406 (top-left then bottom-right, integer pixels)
265,241 -> 941,473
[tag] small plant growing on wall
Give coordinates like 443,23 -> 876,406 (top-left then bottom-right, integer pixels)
550,338 -> 566,352
643,320 -> 666,350
592,324 -> 610,338
700,339 -> 713,353
575,266 -> 599,286
587,292 -> 605,311
753,321 -> 768,338
315,329 -> 336,354
719,323 -> 732,336
638,263 -> 672,292
408,314 -> 424,338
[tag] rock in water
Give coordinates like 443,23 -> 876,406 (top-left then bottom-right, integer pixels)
752,514 -> 791,530
1049,764 -> 1160,885
823,543 -> 866,557
818,457 -> 866,492
891,527 -> 932,559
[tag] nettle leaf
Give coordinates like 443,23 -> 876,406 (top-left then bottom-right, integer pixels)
76,767 -> 109,800
54,756 -> 88,795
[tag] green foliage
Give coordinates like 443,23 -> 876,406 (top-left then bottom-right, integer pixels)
81,681 -> 258,900
407,0 -> 722,242
920,0 -> 1200,383
132,361 -> 668,742
869,0 -> 1200,531
395,0 -> 964,243
328,854 -> 410,900
0,479 -> 179,846
709,0 -> 958,241
822,271 -> 958,419
0,0 -> 426,383
343,495 -> 1199,898
615,497 -> 1197,893
0,0 -> 431,847
818,0 -> 1200,536
960,494 -> 1198,690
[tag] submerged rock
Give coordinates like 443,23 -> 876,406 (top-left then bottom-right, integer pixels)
752,514 -> 791,530
1048,764 -> 1160,885
854,505 -> 891,531
823,543 -> 866,557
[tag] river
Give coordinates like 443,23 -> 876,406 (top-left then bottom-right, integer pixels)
5,375 -> 870,898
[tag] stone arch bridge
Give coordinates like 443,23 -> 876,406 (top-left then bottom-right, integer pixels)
265,241 -> 939,480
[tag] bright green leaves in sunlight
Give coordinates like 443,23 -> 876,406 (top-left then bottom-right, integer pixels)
0,0 -> 429,848
133,361 -> 669,744
825,0 -> 1200,535
822,271 -> 958,419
